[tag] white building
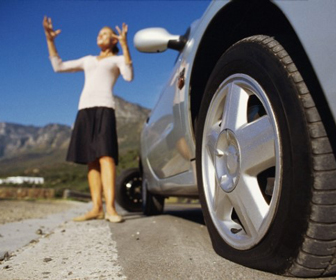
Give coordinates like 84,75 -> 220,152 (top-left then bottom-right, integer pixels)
0,176 -> 44,185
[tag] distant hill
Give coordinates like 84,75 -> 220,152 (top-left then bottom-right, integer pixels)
0,123 -> 71,160
0,96 -> 149,160
114,95 -> 150,151
0,96 -> 150,195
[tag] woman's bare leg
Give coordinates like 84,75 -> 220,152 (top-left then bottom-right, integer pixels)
87,159 -> 104,213
99,156 -> 119,216
73,159 -> 104,221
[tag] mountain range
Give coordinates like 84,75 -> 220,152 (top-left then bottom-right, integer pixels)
0,96 -> 150,191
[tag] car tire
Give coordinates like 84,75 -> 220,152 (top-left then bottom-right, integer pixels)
142,179 -> 165,216
116,168 -> 142,212
196,35 -> 336,277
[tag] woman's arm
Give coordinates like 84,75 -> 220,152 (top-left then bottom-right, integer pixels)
43,16 -> 61,57
115,23 -> 132,65
114,23 -> 133,81
50,56 -> 85,73
43,17 -> 84,73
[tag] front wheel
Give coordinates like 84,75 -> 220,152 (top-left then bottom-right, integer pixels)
196,35 -> 336,277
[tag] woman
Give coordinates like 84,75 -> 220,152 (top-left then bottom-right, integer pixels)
43,17 -> 133,223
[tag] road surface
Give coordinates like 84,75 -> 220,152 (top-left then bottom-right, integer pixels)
0,200 -> 334,279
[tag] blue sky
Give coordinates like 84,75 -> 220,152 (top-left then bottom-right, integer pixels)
0,0 -> 210,127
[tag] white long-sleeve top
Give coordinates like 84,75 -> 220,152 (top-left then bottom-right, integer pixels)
50,55 -> 133,110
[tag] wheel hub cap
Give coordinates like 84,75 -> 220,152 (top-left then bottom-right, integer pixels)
201,74 -> 282,250
215,129 -> 240,193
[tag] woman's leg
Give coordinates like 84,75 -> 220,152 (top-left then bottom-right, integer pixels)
88,159 -> 104,213
99,156 -> 120,217
73,159 -> 104,221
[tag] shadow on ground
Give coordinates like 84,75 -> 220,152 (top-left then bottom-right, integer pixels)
164,203 -> 205,225
121,203 -> 205,225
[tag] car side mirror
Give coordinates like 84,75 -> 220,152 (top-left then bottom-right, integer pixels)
134,28 -> 187,53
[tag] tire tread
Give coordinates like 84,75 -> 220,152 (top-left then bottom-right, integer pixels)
239,35 -> 336,277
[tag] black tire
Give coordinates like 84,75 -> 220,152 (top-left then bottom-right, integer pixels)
196,35 -> 336,277
116,168 -> 142,212
142,178 -> 165,216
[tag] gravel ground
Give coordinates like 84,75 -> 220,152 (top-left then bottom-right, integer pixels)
1,220 -> 125,279
0,199 -> 81,224
0,199 -> 126,279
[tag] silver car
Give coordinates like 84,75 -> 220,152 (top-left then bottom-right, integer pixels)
131,0 -> 336,277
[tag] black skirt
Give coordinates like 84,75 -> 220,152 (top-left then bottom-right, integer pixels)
66,107 -> 119,165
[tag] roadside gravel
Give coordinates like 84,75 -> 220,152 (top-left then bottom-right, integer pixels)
0,199 -> 126,279
0,200 -> 80,224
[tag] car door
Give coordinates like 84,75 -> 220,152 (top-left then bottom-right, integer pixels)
142,58 -> 190,179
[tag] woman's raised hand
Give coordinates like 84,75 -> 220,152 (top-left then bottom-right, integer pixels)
113,23 -> 132,65
43,16 -> 61,41
113,23 -> 129,47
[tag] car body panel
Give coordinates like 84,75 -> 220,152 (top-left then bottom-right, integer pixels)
140,57 -> 197,195
140,0 -> 336,197
273,0 -> 336,120
142,68 -> 191,179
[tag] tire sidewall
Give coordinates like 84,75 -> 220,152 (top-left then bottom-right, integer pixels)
196,41 -> 313,273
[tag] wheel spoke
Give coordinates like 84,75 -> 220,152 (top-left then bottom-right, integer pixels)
238,115 -> 276,175
222,82 -> 250,131
228,175 -> 269,238
213,181 -> 231,221
205,121 -> 221,165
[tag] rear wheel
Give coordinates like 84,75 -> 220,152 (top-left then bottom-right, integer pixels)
196,35 -> 336,277
116,168 -> 142,212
